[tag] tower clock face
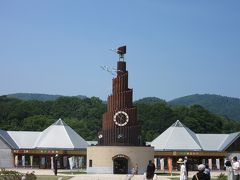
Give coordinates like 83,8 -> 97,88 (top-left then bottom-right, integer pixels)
113,111 -> 129,126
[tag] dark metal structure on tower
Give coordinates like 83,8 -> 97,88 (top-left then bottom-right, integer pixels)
99,46 -> 141,146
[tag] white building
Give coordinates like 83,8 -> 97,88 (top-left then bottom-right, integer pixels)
1,119 -> 240,171
0,119 -> 89,169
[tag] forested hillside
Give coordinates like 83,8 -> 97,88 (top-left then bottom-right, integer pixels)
135,97 -> 166,104
7,93 -> 62,101
169,94 -> 240,121
0,95 -> 240,142
7,93 -> 87,101
7,93 -> 240,122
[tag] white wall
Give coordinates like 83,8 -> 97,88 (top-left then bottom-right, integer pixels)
0,138 -> 14,168
87,146 -> 154,174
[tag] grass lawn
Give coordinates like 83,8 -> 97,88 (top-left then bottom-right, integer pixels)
156,172 -> 180,176
36,175 -> 72,180
58,171 -> 86,175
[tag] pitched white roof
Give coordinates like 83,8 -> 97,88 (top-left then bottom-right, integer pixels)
3,119 -> 89,150
151,120 -> 202,151
34,119 -> 89,150
0,129 -> 18,149
218,132 -> 240,151
196,134 -> 228,151
8,131 -> 41,149
151,120 -> 240,152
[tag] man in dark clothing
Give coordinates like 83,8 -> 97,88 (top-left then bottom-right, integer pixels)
146,160 -> 156,179
148,160 -> 155,172
184,156 -> 189,177
192,164 -> 210,180
54,154 -> 58,176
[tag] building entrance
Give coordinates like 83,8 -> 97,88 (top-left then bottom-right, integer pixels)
113,157 -> 128,174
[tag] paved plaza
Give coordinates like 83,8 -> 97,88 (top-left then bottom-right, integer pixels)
6,168 -> 228,180
62,171 -> 227,180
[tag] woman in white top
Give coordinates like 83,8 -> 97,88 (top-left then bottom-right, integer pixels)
232,156 -> 239,180
177,158 -> 187,180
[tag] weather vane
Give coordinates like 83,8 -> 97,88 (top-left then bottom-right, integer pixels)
110,45 -> 127,61
101,45 -> 126,76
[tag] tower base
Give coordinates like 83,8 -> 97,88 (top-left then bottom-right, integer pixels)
87,146 -> 154,174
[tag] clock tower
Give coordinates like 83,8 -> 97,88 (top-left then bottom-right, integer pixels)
99,46 -> 141,146
87,46 -> 154,174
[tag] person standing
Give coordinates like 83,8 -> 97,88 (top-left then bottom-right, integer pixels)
225,159 -> 233,180
143,160 -> 158,180
192,164 -> 210,180
148,160 -> 156,175
232,156 -> 240,180
135,163 -> 139,175
184,156 -> 189,178
54,154 -> 58,176
204,164 -> 211,179
177,158 -> 187,180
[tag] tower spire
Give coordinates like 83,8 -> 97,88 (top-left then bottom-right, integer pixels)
99,45 -> 141,146
117,46 -> 126,61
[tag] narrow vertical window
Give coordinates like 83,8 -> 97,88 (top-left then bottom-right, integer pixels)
89,160 -> 92,167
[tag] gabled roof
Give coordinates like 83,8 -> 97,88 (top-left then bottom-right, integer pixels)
0,129 -> 18,149
151,120 -> 203,151
34,119 -> 89,150
151,120 -> 240,152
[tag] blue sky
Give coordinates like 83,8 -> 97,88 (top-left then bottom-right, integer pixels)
0,0 -> 240,101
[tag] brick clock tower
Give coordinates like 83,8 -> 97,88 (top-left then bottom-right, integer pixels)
87,46 -> 154,174
99,46 -> 141,146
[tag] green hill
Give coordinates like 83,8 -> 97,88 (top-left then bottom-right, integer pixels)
6,93 -> 240,121
134,97 -> 166,104
7,93 -> 87,101
168,94 -> 240,121
0,95 -> 240,142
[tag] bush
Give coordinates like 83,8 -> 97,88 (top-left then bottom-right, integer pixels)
0,169 -> 36,180
217,173 -> 227,180
25,171 -> 36,180
0,168 -> 22,180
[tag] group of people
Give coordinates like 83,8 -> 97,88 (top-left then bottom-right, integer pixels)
129,156 -> 222,180
177,157 -> 210,180
225,156 -> 240,180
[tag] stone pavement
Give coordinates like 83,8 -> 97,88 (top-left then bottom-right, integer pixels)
6,168 -> 57,176
70,174 -> 165,180
6,168 -> 228,180
69,171 -> 227,180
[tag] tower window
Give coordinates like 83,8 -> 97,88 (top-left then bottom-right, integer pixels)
89,160 -> 92,167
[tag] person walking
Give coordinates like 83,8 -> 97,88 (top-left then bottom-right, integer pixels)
177,158 -> 187,180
